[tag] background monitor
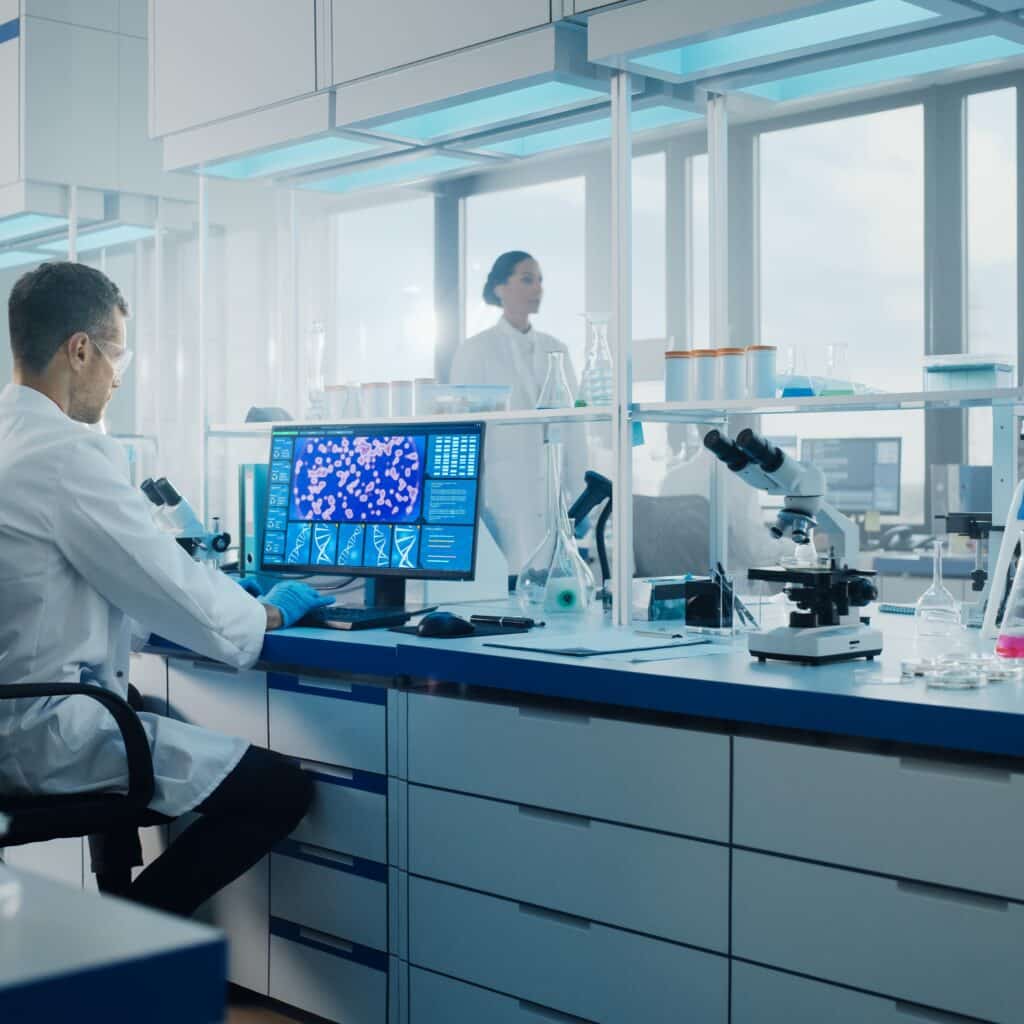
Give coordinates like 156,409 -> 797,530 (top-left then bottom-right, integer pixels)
261,421 -> 484,581
800,437 -> 901,516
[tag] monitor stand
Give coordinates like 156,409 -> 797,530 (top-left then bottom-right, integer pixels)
366,576 -> 407,610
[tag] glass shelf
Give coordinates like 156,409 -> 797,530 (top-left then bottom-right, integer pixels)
632,387 -> 1024,423
207,405 -> 614,438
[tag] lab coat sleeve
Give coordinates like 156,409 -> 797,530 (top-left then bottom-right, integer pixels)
53,436 -> 267,669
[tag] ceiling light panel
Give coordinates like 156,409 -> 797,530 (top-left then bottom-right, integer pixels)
300,154 -> 480,196
202,135 -> 385,180
0,214 -> 68,244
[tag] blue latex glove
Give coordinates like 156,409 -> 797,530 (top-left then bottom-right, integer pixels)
235,577 -> 263,597
259,581 -> 335,628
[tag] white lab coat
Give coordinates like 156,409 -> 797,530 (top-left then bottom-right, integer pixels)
450,317 -> 584,571
0,384 -> 267,817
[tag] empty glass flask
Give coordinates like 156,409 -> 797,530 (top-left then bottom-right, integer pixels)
536,351 -> 575,410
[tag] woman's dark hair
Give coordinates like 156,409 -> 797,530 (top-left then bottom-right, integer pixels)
482,251 -> 534,308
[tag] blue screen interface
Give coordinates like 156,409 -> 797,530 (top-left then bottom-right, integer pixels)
262,423 -> 482,577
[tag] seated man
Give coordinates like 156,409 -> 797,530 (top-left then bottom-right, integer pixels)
0,262 -> 332,916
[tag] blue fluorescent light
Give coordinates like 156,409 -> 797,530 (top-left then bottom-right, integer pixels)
42,225 -> 155,255
0,214 -> 67,244
203,135 -> 381,179
481,105 -> 699,158
369,81 -> 608,142
302,154 -> 478,195
0,250 -> 45,270
633,0 -> 940,79
743,35 -> 1024,101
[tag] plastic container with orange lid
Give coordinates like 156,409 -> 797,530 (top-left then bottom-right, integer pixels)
717,347 -> 746,400
746,345 -> 777,398
691,348 -> 717,401
664,350 -> 694,402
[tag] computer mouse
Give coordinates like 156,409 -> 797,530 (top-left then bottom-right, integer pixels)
416,611 -> 475,638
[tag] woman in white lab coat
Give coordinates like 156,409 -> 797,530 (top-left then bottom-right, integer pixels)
0,262 -> 331,915
450,251 -> 583,574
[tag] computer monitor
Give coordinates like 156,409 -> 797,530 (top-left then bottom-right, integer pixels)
260,421 -> 485,606
799,437 -> 902,516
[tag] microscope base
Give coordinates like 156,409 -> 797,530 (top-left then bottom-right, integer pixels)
749,624 -> 883,666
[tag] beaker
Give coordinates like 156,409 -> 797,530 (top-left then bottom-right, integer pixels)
577,313 -> 614,407
516,442 -> 595,614
996,559 -> 1024,657
915,540 -> 961,639
780,346 -> 815,398
536,351 -> 575,410
821,343 -> 854,396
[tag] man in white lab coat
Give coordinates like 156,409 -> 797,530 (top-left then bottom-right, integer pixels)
0,262 -> 331,915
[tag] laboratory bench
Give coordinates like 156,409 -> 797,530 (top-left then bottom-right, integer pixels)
18,610 -> 1024,1024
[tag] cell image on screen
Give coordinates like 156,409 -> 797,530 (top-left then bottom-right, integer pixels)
289,435 -> 425,524
262,424 -> 483,578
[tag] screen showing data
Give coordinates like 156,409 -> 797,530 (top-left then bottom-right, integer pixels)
800,437 -> 901,516
261,422 -> 484,578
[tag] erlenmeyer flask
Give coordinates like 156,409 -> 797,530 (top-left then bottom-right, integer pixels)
915,540 -> 960,638
516,443 -> 595,614
996,557 -> 1024,657
577,314 -> 614,406
536,351 -> 575,410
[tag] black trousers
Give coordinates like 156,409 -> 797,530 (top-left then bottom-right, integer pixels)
89,743 -> 313,918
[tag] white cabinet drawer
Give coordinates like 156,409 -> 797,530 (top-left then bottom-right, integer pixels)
168,659 -> 267,747
733,851 -> 1024,1023
408,784 -> 727,950
270,919 -> 387,1024
732,962 -> 982,1024
269,673 -> 386,773
407,693 -> 728,839
408,877 -> 728,1024
271,843 -> 388,953
290,761 -> 387,864
411,967 -> 599,1024
735,736 -> 1024,900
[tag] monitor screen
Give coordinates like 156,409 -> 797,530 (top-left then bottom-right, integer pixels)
799,437 -> 902,516
261,421 -> 485,579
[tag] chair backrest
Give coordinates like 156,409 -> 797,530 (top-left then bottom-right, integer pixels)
633,493 -> 711,578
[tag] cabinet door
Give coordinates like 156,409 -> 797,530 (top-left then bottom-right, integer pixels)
151,0 -> 315,136
331,0 -> 550,85
0,17 -> 19,188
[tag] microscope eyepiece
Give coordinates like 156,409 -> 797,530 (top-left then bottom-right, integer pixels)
735,428 -> 785,474
703,430 -> 750,472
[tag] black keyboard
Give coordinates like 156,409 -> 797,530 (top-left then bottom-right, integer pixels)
300,605 -> 436,631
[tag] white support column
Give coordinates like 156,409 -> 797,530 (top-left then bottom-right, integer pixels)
67,185 -> 78,263
610,70 -> 633,627
707,93 -> 730,573
152,198 -> 164,449
198,175 -> 209,523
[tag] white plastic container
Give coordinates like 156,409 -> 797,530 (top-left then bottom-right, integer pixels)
390,380 -> 413,417
717,347 -> 746,400
746,345 -> 777,398
923,354 -> 1014,391
664,351 -> 693,402
692,349 -> 717,401
360,381 -> 390,418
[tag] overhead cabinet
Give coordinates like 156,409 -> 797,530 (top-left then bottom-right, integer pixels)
330,0 -> 551,86
150,0 -> 316,136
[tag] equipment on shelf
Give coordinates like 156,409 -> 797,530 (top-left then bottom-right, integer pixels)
141,477 -> 230,562
704,428 -> 881,665
936,512 -> 999,630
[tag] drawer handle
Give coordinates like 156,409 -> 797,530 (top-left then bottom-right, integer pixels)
892,1000 -> 981,1023
297,677 -> 353,694
518,903 -> 591,931
298,760 -> 354,782
518,1000 -> 595,1023
518,805 -> 592,829
189,660 -> 238,675
896,879 -> 1009,912
298,927 -> 353,954
296,844 -> 355,868
897,756 -> 1012,784
517,706 -> 591,726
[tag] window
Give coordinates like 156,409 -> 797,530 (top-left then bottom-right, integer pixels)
334,196 -> 435,384
760,106 -> 925,522
465,176 -> 586,368
967,87 -> 1018,466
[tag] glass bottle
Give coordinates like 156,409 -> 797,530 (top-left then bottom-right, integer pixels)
304,320 -> 327,420
915,540 -> 961,638
536,351 -> 575,410
516,443 -> 595,614
577,313 -> 614,407
996,559 -> 1024,657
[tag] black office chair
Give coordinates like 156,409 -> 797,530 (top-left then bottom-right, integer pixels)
0,683 -> 154,848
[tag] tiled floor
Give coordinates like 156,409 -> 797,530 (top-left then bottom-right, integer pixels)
226,991 -> 306,1023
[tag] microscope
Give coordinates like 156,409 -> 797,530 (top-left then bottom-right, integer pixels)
704,429 -> 882,665
141,477 -> 231,563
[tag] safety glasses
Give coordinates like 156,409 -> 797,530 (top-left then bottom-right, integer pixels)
89,334 -> 133,385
